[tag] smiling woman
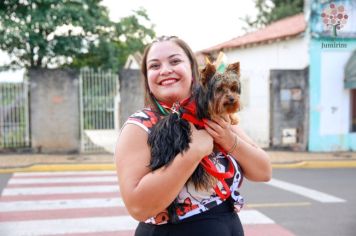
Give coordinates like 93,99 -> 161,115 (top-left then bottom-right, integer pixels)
114,35 -> 271,236
140,36 -> 200,108
146,41 -> 193,106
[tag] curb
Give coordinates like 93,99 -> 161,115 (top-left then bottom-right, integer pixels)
0,163 -> 116,174
272,160 -> 356,169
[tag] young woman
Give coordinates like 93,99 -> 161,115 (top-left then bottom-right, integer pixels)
115,36 -> 272,236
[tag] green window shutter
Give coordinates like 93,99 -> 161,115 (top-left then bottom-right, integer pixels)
345,50 -> 356,89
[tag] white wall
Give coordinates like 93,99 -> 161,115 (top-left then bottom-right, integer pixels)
320,50 -> 352,135
224,36 -> 309,147
0,50 -> 24,82
123,55 -> 140,70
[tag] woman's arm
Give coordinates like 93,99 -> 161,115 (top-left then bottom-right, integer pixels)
203,116 -> 272,182
115,123 -> 213,221
229,125 -> 272,181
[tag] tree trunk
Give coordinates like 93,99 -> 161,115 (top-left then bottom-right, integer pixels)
333,25 -> 338,37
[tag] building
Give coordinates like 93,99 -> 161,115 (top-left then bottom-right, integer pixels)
308,0 -> 356,151
199,0 -> 356,152
198,14 -> 309,150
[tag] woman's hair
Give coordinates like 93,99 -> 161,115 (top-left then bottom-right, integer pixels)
141,36 -> 199,108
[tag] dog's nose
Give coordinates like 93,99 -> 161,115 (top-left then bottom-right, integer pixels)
229,97 -> 235,103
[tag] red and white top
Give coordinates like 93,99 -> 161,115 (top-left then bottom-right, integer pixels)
122,108 -> 244,225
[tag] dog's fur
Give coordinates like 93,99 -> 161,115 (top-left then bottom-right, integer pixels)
147,62 -> 241,223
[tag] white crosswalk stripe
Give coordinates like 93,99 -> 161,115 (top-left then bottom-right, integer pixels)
13,171 -> 116,176
8,176 -> 117,184
3,185 -> 119,195
0,216 -> 138,236
0,198 -> 126,212
267,178 -> 346,203
0,171 -> 293,236
241,210 -> 274,224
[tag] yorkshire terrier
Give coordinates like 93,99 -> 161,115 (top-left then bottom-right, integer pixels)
147,61 -> 241,223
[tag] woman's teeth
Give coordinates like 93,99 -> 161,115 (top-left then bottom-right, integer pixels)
161,79 -> 177,85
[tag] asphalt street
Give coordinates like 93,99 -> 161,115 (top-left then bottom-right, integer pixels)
0,168 -> 355,236
0,174 -> 11,195
243,168 -> 356,236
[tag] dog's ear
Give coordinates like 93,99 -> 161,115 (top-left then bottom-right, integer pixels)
204,56 -> 211,65
200,62 -> 216,86
226,62 -> 240,76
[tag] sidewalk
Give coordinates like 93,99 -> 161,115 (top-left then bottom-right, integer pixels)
267,150 -> 356,168
1,151 -> 356,173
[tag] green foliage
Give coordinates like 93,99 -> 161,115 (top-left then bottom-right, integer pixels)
71,8 -> 155,72
242,0 -> 304,30
0,1 -> 155,72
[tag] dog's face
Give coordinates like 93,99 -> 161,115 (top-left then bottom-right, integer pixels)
199,62 -> 241,117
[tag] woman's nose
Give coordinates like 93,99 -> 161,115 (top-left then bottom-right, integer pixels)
160,65 -> 173,75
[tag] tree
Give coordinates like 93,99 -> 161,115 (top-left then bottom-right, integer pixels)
242,0 -> 304,31
321,2 -> 348,37
0,1 -> 155,72
71,8 -> 155,71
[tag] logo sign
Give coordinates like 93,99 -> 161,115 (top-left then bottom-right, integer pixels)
321,2 -> 348,37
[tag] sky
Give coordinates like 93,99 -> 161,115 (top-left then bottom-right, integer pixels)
101,0 -> 258,52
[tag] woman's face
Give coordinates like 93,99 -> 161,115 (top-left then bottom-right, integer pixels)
146,41 -> 193,106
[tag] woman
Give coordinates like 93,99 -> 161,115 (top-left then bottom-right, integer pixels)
115,36 -> 272,235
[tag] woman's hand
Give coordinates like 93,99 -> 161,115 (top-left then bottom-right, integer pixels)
204,116 -> 272,181
203,115 -> 236,152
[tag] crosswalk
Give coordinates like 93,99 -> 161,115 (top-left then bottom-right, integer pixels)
0,171 -> 294,236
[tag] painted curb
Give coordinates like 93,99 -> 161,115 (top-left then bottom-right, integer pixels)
0,164 -> 116,174
272,160 -> 356,169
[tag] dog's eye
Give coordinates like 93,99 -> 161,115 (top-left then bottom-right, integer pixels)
216,87 -> 224,92
231,85 -> 238,92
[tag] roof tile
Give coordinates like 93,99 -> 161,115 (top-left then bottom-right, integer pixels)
201,13 -> 306,53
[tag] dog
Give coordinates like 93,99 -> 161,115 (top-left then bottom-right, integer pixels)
147,61 -> 241,223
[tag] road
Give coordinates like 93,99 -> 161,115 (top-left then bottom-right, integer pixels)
243,168 -> 356,236
0,168 -> 355,236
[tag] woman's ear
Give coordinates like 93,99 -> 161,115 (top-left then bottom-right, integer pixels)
200,62 -> 216,86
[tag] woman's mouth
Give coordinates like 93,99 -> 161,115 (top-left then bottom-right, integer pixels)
160,78 -> 178,86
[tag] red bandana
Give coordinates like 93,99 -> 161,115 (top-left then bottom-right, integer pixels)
159,98 -> 235,200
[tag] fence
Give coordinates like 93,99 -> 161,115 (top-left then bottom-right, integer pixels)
79,68 -> 120,153
0,68 -> 119,153
0,81 -> 30,149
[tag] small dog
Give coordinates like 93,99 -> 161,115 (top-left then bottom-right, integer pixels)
147,61 -> 241,222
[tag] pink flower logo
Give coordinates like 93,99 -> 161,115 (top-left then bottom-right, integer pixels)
321,2 -> 348,37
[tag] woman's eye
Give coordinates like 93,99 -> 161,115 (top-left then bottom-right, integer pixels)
171,59 -> 181,65
148,64 -> 160,69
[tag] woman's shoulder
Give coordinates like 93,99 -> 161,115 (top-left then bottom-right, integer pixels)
124,107 -> 162,133
128,107 -> 160,118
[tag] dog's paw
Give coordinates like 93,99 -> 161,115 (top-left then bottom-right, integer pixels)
230,113 -> 239,125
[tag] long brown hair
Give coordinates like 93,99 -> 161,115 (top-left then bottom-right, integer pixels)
141,36 -> 199,110
142,36 -> 219,194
